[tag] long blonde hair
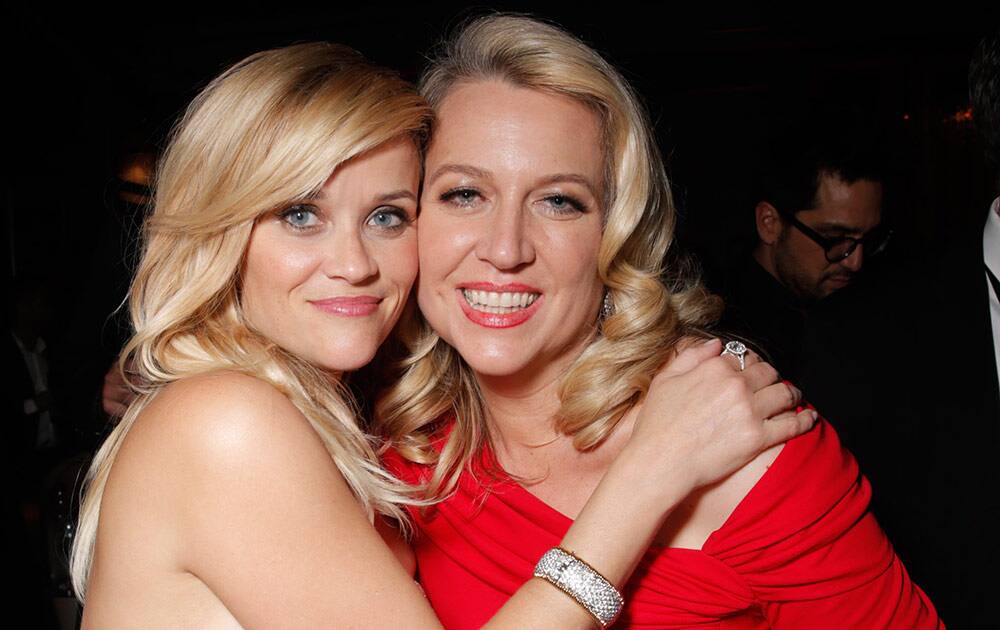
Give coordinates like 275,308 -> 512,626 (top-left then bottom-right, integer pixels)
70,42 -> 432,600
377,15 -> 721,500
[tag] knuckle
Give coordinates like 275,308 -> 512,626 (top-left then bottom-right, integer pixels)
764,364 -> 779,384
785,385 -> 796,408
703,356 -> 725,374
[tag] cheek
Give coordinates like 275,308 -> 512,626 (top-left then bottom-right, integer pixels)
417,213 -> 474,292
242,232 -> 318,324
415,257 -> 447,327
415,230 -> 457,334
377,235 -> 419,292
418,214 -> 478,257
546,223 -> 602,280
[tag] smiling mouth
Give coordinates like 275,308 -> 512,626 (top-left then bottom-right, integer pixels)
461,289 -> 540,314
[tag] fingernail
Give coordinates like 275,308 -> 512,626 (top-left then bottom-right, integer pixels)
809,410 -> 818,421
703,337 -> 718,345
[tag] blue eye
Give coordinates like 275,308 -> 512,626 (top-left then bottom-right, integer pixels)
280,205 -> 320,230
541,194 -> 587,215
440,188 -> 481,208
367,206 -> 408,231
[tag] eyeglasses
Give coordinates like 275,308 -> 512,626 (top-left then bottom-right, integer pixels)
778,210 -> 892,263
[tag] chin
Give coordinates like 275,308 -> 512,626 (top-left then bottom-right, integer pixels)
304,340 -> 380,374
451,340 -> 535,378
464,360 -> 524,378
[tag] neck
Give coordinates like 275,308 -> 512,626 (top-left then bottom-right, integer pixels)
475,329 -> 597,451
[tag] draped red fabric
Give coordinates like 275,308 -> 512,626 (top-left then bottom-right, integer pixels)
386,419 -> 942,629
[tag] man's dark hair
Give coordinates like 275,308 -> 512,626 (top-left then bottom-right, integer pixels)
970,28 -> 1000,177
759,106 -> 885,215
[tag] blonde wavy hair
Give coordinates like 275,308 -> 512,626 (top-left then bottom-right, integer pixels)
70,42 -> 432,600
377,15 -> 721,500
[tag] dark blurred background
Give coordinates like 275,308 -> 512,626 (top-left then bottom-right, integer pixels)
4,5 -> 998,281
2,3 -> 998,628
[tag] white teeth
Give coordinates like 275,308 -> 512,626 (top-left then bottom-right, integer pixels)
462,289 -> 540,313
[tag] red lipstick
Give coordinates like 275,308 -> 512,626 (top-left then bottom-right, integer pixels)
458,281 -> 541,293
310,296 -> 381,317
455,282 -> 542,329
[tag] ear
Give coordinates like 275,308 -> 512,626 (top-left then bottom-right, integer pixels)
755,201 -> 784,245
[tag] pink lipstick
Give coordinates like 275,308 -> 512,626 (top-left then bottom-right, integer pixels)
310,296 -> 381,317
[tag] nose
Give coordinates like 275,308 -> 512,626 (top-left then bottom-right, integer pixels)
323,229 -> 378,284
474,202 -> 535,270
840,244 -> 864,272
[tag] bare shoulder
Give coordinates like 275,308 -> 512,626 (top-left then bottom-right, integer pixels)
102,370 -> 353,550
656,443 -> 783,550
92,373 -> 438,626
138,371 -> 307,448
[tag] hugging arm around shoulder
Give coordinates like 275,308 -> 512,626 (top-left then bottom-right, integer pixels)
387,419 -> 943,629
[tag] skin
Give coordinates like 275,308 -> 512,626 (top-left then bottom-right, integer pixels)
754,173 -> 884,302
416,80 -> 808,564
418,81 -> 604,392
83,138 -> 428,629
83,97 -> 812,629
242,138 -> 420,374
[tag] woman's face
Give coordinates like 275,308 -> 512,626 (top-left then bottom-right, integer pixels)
418,80 -> 605,382
242,138 -> 420,374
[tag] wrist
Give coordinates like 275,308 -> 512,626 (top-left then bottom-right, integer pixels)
610,439 -> 699,505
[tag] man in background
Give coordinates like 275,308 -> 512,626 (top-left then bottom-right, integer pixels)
718,110 -> 889,381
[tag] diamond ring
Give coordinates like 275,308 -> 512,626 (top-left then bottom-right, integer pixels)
721,340 -> 748,371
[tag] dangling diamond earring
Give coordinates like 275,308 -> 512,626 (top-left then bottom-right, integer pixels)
601,290 -> 614,318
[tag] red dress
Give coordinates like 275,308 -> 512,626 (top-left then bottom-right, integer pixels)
386,419 -> 942,629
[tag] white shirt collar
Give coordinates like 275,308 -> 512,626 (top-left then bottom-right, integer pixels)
985,197 -> 1000,276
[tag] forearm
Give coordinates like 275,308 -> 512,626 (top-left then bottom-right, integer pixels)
484,441 -> 694,629
559,440 -> 693,585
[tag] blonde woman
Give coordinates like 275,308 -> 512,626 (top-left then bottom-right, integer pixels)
380,15 -> 942,629
71,41 -> 812,628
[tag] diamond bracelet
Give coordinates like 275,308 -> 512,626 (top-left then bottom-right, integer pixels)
532,547 -> 624,627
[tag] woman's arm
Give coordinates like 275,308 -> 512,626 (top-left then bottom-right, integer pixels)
94,341 -> 808,629
488,339 -> 815,627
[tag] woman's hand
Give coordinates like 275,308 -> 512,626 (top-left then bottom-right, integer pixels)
101,358 -> 137,418
548,338 -> 814,597
629,337 -> 815,493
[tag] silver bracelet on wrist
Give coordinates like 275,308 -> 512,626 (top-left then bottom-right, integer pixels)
532,547 -> 624,627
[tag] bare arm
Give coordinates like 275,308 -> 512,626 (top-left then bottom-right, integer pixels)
92,343 -> 809,629
489,338 -> 814,627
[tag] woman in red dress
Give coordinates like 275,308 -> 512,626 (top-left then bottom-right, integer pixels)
380,14 -> 942,629
70,40 -> 809,629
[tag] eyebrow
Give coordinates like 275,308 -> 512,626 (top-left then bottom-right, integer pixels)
302,189 -> 416,203
375,189 -> 417,203
427,164 -> 598,196
426,164 -> 490,185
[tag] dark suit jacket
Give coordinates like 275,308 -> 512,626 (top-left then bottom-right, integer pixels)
795,221 -> 999,628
